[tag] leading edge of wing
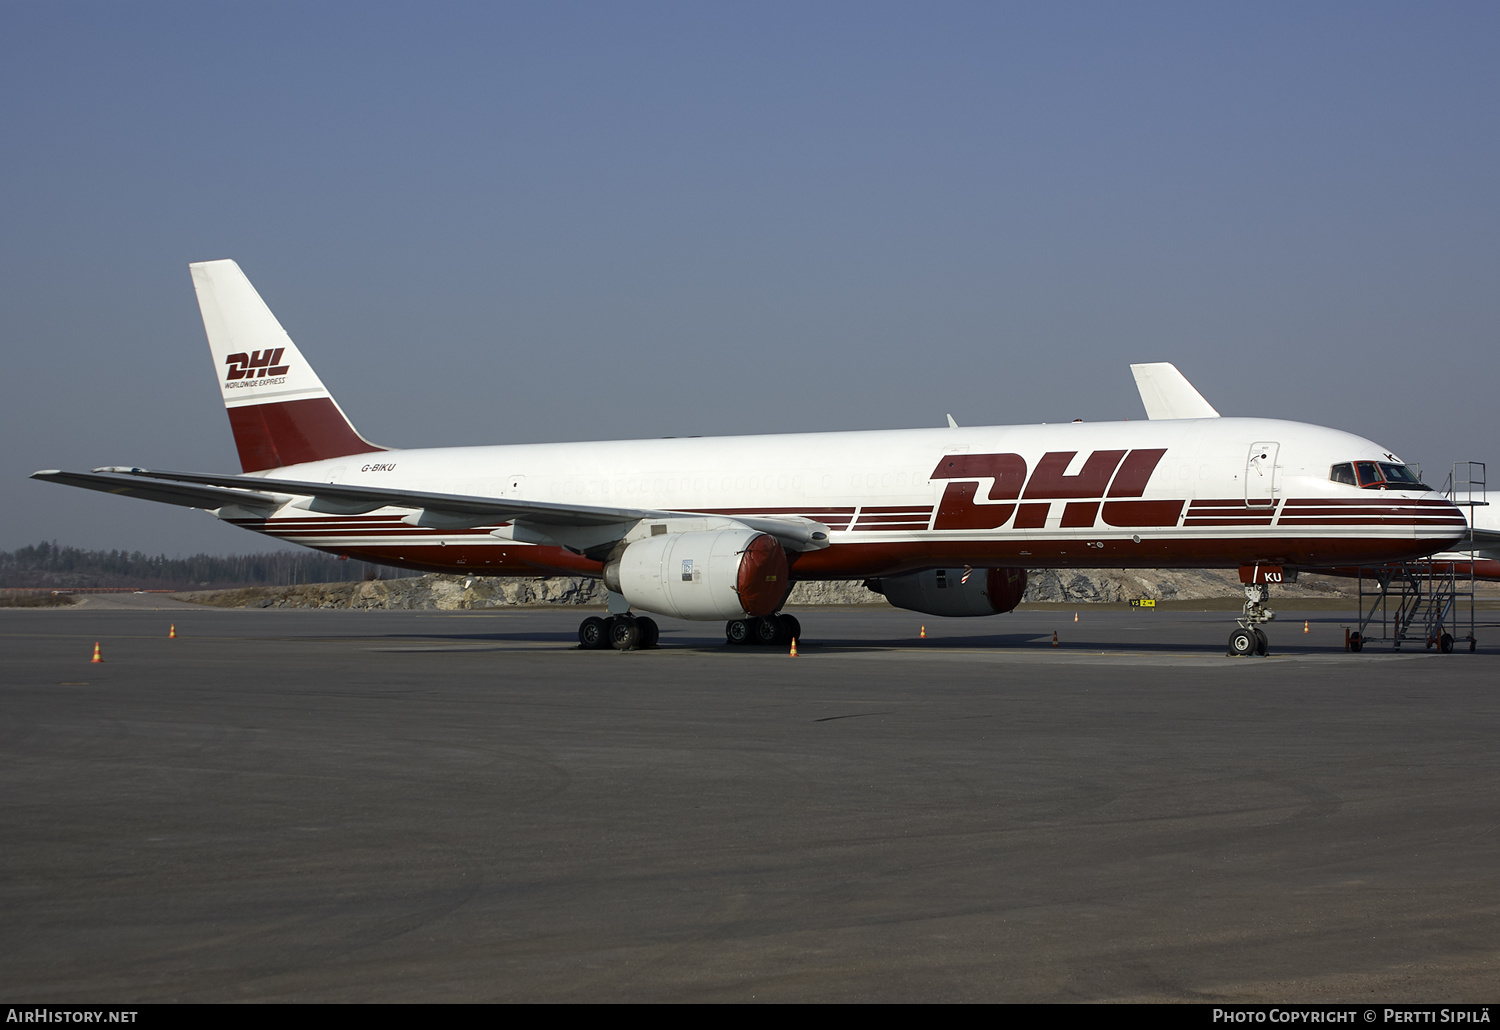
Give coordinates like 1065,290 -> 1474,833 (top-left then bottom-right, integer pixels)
87,467 -> 833,550
32,469 -> 286,511
98,467 -> 663,525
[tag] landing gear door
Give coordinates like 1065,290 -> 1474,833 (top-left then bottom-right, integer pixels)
1245,442 -> 1279,509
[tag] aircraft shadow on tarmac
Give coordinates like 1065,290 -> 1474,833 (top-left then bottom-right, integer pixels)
386,630 -> 588,644
369,628 -> 1363,655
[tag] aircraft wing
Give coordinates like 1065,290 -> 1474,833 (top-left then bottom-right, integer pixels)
1130,362 -> 1221,420
1454,527 -> 1500,559
38,467 -> 832,551
30,469 -> 286,512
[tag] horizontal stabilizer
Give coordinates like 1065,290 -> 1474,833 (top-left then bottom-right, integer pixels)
1130,362 -> 1220,420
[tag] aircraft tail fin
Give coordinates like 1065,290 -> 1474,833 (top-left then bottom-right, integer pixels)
1130,362 -> 1221,420
191,260 -> 385,472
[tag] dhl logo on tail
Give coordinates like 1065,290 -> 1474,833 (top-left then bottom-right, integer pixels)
225,348 -> 290,381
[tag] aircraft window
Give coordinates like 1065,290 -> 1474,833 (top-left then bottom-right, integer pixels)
1379,463 -> 1428,490
1341,460 -> 1432,490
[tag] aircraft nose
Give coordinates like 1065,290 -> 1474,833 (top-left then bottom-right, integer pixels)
1435,497 -> 1471,542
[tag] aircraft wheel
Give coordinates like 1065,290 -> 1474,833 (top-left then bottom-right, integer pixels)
636,616 -> 660,649
1349,632 -> 1364,653
1228,628 -> 1256,656
609,617 -> 641,651
579,616 -> 609,650
1439,632 -> 1454,654
754,615 -> 790,646
726,618 -> 753,646
782,614 -> 802,644
1254,628 -> 1269,656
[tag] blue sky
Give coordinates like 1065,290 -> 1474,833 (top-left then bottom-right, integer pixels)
4,1 -> 1497,554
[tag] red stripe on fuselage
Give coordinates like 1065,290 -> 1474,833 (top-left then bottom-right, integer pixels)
258,533 -> 1461,583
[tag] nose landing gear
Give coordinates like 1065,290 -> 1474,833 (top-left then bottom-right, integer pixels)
1228,582 -> 1275,657
1228,625 -> 1270,656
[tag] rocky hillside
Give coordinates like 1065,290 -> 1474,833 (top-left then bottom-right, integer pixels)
181,568 -> 1356,611
1023,568 -> 1356,602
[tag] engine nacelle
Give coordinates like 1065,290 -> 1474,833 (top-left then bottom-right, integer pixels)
609,529 -> 790,620
866,567 -> 1027,617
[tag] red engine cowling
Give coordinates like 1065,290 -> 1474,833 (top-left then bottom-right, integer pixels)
866,567 -> 1027,617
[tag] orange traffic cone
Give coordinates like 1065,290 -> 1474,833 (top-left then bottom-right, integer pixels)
1052,631 -> 1059,647
789,637 -> 798,657
90,642 -> 103,663
1074,612 -> 1079,623
1303,620 -> 1309,634
920,625 -> 926,639
169,623 -> 176,639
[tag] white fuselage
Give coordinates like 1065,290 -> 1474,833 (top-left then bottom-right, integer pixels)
219,415 -> 1467,580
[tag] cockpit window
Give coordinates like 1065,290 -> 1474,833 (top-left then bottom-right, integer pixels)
1331,461 -> 1429,490
1379,463 -> 1424,487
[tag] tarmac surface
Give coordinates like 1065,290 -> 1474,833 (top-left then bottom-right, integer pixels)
2,603 -> 1498,1002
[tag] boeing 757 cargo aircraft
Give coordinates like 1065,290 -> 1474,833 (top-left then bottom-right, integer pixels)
33,261 -> 1468,655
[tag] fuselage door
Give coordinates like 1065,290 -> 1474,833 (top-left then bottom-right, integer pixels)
1245,442 -> 1280,508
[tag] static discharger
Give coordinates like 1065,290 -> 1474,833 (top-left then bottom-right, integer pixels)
90,642 -> 102,664
789,637 -> 798,657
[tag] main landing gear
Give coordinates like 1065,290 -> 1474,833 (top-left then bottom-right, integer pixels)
726,613 -> 801,647
1227,582 -> 1274,657
578,614 -> 660,651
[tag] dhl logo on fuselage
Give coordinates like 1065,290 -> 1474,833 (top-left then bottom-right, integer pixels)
225,348 -> 290,381
930,448 -> 1183,529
